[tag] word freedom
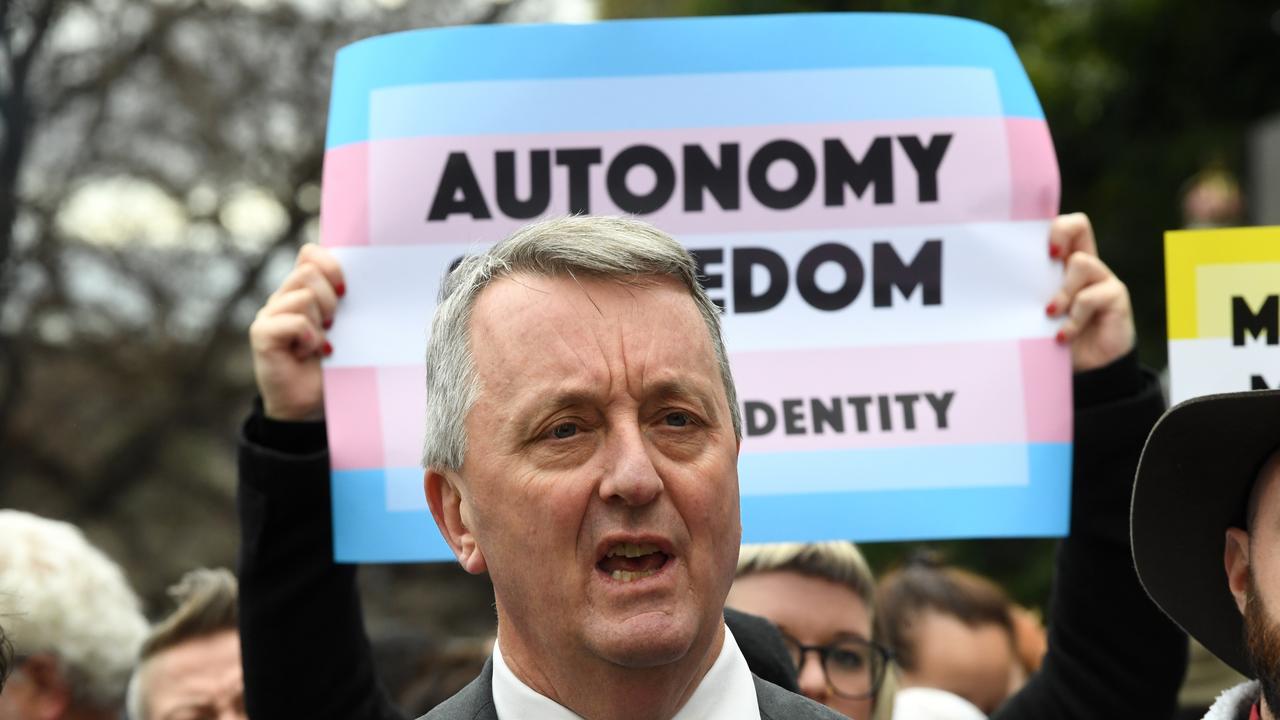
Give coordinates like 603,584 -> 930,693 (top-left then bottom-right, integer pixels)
743,392 -> 956,437
427,134 -> 953,220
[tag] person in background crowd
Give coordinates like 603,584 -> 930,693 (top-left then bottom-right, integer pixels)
727,542 -> 894,720
125,568 -> 244,720
1131,389 -> 1280,720
0,510 -> 148,720
1007,605 -> 1048,678
238,212 -> 1188,719
875,557 -> 1025,714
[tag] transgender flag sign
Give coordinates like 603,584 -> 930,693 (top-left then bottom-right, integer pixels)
319,13 -> 1068,562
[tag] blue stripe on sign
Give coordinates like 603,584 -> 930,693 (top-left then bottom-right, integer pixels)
333,442 -> 1071,562
332,468 -> 452,563
385,465 -> 427,511
740,442 -> 1072,542
738,442 -> 1036,496
368,67 -> 1001,140
327,13 -> 1042,148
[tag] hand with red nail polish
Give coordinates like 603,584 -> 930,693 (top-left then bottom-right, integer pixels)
249,243 -> 347,421
1044,213 -> 1135,372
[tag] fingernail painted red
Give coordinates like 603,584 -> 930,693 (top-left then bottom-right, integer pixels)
1055,330 -> 1066,344
323,318 -> 333,329
323,341 -> 333,357
1045,302 -> 1057,316
1049,245 -> 1060,259
335,283 -> 346,298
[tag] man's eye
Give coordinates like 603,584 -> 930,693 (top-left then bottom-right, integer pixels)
664,411 -> 691,427
550,422 -> 578,439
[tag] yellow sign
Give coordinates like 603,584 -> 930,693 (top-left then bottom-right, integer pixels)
1166,226 -> 1280,403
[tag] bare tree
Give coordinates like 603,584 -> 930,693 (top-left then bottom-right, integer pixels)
0,0 -> 526,626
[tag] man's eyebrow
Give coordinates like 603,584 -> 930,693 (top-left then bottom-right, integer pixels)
517,388 -> 601,427
650,379 -> 721,399
647,379 -> 719,414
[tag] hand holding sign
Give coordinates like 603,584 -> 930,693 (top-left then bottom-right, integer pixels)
250,244 -> 345,421
1044,213 -> 1136,372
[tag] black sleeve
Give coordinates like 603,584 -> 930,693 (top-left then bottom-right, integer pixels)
237,402 -> 406,720
992,351 -> 1188,720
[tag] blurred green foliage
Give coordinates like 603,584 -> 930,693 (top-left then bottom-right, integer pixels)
603,0 -> 1280,607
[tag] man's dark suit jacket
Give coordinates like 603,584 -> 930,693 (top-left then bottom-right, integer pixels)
420,658 -> 842,719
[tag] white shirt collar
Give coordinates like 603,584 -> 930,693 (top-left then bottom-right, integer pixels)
491,624 -> 761,720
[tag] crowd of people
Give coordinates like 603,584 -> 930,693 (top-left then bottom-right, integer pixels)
0,211 -> 1276,720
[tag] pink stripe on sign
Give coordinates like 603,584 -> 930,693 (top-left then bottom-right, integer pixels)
377,365 -> 428,468
368,118 -> 1014,246
324,366 -> 384,470
1006,119 -> 1060,221
320,143 -> 370,247
732,340 -> 1028,455
1019,337 -> 1073,443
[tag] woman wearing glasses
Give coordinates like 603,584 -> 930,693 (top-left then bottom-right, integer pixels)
728,541 -> 896,720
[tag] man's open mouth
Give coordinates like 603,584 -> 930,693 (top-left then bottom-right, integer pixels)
596,542 -> 671,583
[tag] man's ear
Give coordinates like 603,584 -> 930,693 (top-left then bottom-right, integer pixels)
1226,527 -> 1252,615
426,469 -> 487,574
20,654 -> 72,720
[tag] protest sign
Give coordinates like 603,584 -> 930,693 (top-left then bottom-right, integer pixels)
1166,226 -> 1280,404
320,13 -> 1068,562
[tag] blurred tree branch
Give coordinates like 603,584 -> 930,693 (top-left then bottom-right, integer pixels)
0,0 -> 527,612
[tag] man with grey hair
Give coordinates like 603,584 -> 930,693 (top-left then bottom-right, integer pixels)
0,509 -> 148,720
240,215 -> 839,719
126,568 -> 244,720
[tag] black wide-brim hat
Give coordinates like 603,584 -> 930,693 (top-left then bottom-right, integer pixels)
1132,389 -> 1280,676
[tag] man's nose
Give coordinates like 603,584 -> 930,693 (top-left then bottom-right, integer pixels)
796,653 -> 830,703
598,426 -> 664,506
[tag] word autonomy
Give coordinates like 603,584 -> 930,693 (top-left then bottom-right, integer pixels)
426,134 -> 953,220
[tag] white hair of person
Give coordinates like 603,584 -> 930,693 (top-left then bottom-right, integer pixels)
0,509 -> 147,711
422,215 -> 741,471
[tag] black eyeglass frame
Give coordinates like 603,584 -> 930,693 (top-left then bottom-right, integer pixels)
780,633 -> 893,700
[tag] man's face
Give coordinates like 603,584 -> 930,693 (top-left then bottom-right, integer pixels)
1246,574 -> 1280,716
454,273 -> 741,670
1233,455 -> 1280,716
142,630 -> 245,720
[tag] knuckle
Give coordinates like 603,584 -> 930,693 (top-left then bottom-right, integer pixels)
296,263 -> 320,283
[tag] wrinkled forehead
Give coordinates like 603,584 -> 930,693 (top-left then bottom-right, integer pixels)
469,271 -> 713,353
